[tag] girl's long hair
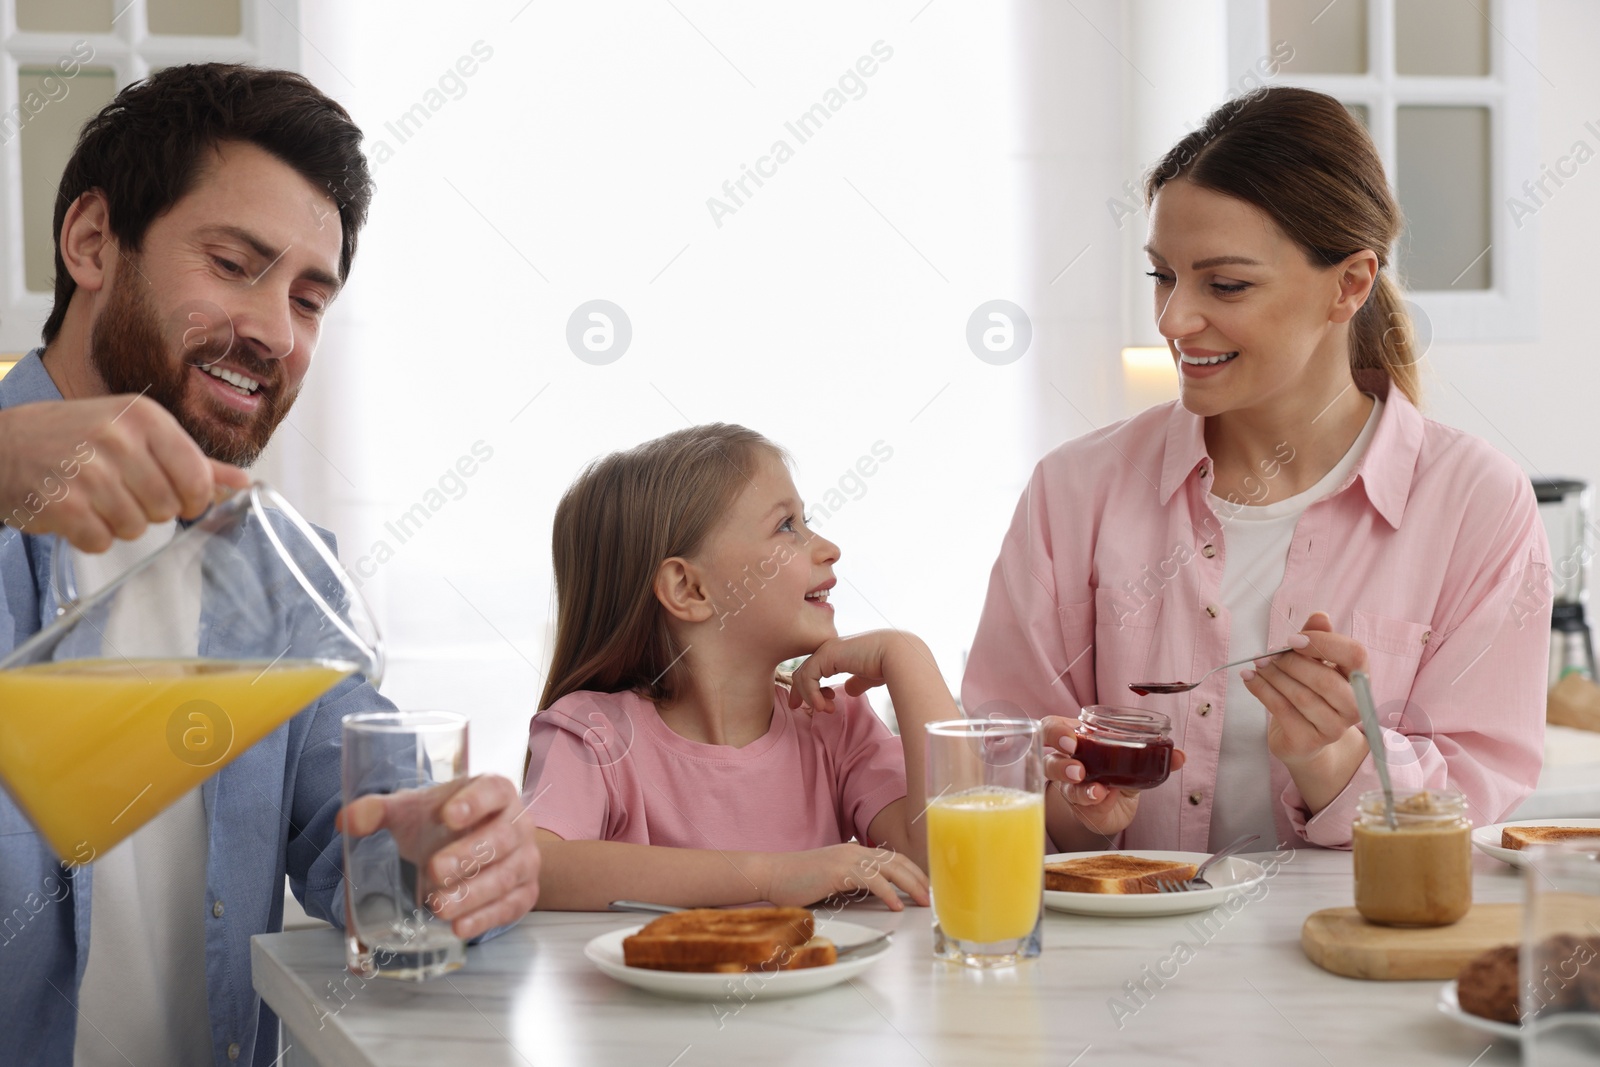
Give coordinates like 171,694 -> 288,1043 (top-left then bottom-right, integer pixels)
1145,85 -> 1420,405
537,423 -> 787,717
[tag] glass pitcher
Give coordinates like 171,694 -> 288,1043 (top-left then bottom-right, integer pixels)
0,483 -> 383,860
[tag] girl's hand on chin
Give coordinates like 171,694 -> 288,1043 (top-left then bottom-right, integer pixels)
763,843 -> 929,910
786,630 -> 926,714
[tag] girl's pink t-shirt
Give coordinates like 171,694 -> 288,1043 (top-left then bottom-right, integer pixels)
521,685 -> 908,851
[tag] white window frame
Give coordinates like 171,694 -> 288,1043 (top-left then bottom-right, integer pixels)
1227,0 -> 1540,342
0,0 -> 303,357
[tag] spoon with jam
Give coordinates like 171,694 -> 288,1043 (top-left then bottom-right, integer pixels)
1129,646 -> 1294,696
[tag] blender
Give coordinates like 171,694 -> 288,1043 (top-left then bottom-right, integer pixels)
1533,478 -> 1596,687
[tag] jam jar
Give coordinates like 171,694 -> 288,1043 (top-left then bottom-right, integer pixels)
1352,789 -> 1472,927
1071,706 -> 1174,789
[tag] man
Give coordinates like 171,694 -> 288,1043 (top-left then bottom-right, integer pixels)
0,65 -> 540,1066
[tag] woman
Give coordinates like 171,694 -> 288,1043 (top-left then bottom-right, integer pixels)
963,87 -> 1549,852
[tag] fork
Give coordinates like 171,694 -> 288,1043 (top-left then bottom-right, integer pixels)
610,900 -> 686,914
1151,833 -> 1262,893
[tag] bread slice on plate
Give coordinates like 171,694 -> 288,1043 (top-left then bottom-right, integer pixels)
1500,826 -> 1600,851
621,906 -> 838,973
1045,855 -> 1199,894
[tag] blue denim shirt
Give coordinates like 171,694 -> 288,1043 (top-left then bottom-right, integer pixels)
0,351 -> 393,1067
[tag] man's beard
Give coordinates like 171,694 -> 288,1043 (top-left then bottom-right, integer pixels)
88,266 -> 297,468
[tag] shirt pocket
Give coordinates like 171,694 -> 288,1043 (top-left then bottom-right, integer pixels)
1093,589 -> 1164,705
1350,609 -> 1433,739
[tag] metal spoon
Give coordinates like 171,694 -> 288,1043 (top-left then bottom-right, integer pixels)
1349,670 -> 1398,830
1128,646 -> 1294,696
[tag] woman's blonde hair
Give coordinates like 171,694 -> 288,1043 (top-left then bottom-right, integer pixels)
1145,85 -> 1420,405
537,423 -> 788,716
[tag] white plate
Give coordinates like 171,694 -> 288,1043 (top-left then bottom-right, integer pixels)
1041,850 -> 1267,917
1437,980 -> 1522,1041
1437,980 -> 1600,1043
584,916 -> 891,1000
1471,819 -> 1600,868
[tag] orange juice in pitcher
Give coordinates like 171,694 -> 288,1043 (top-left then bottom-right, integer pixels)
0,658 -> 355,857
0,484 -> 382,858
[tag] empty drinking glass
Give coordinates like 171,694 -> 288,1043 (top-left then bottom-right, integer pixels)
342,710 -> 471,981
1521,842 -> 1600,1065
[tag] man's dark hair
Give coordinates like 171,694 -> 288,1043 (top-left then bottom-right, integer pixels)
42,63 -> 373,344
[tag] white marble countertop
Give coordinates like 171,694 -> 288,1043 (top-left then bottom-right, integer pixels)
252,849 -> 1528,1067
1511,725 -> 1600,818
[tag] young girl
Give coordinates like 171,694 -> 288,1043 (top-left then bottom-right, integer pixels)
521,423 -> 957,910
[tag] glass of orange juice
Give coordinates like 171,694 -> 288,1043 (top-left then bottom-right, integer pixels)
925,718 -> 1045,968
0,483 -> 382,862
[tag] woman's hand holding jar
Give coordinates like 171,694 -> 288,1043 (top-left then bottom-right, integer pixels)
1040,715 -> 1188,841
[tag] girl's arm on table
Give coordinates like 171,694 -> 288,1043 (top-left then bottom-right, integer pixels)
532,830 -> 929,911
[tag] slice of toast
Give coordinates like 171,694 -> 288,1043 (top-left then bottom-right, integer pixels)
644,937 -> 840,973
621,906 -> 836,972
1500,825 -> 1600,851
1045,855 -> 1199,894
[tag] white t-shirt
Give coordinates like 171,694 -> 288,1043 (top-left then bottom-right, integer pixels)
1208,398 -> 1383,851
71,523 -> 213,1067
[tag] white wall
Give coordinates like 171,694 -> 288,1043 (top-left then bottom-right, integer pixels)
1423,1 -> 1600,492
266,1 -> 1129,782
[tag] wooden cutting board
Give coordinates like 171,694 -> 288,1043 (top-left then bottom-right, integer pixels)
1301,904 -> 1519,980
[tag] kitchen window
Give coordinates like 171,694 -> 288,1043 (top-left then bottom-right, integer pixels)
0,0 -> 301,361
1228,0 -> 1540,341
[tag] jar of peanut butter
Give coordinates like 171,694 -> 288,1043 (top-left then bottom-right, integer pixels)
1352,789 -> 1472,926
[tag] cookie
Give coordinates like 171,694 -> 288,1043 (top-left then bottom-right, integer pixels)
1574,937 -> 1600,1010
1456,944 -> 1521,1024
1529,934 -> 1589,1013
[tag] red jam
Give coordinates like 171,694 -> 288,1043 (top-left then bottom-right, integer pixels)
1072,706 -> 1174,789
1071,734 -> 1174,788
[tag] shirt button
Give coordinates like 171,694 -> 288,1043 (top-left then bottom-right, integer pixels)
1201,544 -> 1216,558
1205,605 -> 1218,618
227,1043 -> 241,1061
1199,463 -> 1210,478
213,900 -> 224,919
1189,792 -> 1203,805
1198,703 -> 1212,717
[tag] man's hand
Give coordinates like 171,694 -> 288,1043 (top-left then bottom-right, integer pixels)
338,774 -> 541,939
0,396 -> 248,551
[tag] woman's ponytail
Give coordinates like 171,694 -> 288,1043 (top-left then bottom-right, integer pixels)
1353,271 -> 1421,406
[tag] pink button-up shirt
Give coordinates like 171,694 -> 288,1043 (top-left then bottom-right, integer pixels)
963,376 -> 1550,850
